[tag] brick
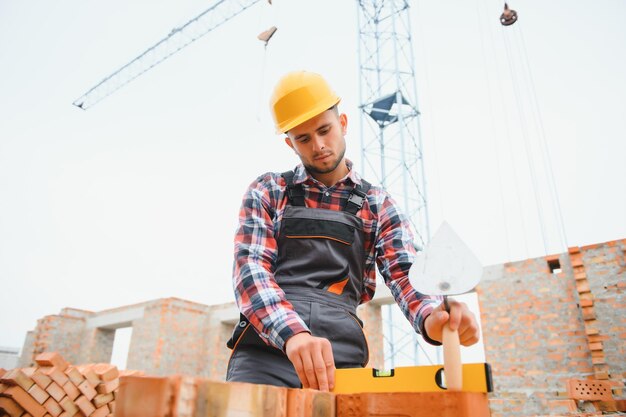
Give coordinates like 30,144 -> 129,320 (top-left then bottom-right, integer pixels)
579,298 -> 594,307
58,396 -> 78,416
77,380 -> 97,401
31,371 -> 52,390
107,401 -> 115,414
41,368 -> 69,388
43,397 -> 63,417
45,382 -> 65,402
336,391 -> 490,417
0,368 -> 6,378
75,395 -> 96,416
61,381 -> 79,401
548,399 -> 577,413
589,342 -> 603,351
35,353 -> 68,372
93,393 -> 114,408
1,369 -> 35,392
0,396 -> 25,416
76,366 -> 100,388
593,400 -> 618,412
115,376 -> 172,417
64,367 -> 85,387
287,388 -> 334,417
95,379 -> 119,395
92,365 -> 118,383
28,383 -> 50,405
195,380 -> 286,417
91,405 -> 110,417
2,385 -> 47,417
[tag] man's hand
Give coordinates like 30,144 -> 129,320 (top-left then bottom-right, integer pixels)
424,299 -> 480,346
285,332 -> 335,391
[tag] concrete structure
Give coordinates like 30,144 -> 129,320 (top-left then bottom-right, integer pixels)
0,346 -> 20,369
17,239 -> 625,416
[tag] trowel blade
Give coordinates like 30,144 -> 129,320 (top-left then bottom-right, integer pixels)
409,221 -> 483,296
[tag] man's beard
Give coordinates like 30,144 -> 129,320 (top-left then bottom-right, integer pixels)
304,146 -> 346,175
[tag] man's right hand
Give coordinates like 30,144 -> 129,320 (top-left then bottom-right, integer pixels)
284,332 -> 335,391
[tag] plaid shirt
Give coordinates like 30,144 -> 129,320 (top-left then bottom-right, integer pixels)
233,160 -> 441,351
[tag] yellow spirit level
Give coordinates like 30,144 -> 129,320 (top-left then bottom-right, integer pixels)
332,363 -> 493,394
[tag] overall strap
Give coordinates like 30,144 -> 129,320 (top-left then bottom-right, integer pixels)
281,170 -> 305,207
343,179 -> 372,215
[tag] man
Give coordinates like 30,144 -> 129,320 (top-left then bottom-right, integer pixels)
226,70 -> 479,391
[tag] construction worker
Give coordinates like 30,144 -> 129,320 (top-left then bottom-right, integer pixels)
226,70 -> 479,391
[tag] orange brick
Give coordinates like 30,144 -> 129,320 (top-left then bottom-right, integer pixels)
194,379 -> 287,417
75,395 -> 96,416
287,388 -> 334,417
93,393 -> 114,408
336,391 -> 490,417
64,367 -> 85,387
1,369 -> 35,392
76,366 -> 100,388
92,365 -> 118,383
35,353 -> 68,372
41,368 -> 69,388
0,368 -> 6,378
2,385 -> 47,417
43,397 -> 63,417
45,381 -> 65,402
0,396 -> 25,416
28,383 -> 50,405
31,371 -> 52,390
77,380 -> 97,401
62,381 -> 80,401
115,376 -> 173,417
91,405 -> 109,417
95,379 -> 119,395
58,396 -> 79,415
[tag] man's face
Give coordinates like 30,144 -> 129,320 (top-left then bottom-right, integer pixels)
284,109 -> 348,176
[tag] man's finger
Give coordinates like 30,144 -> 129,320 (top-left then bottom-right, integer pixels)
312,348 -> 329,392
301,352 -> 318,390
322,340 -> 336,390
291,354 -> 308,389
447,301 -> 463,331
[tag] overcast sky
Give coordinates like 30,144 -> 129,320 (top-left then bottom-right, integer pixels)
1,0 -> 625,353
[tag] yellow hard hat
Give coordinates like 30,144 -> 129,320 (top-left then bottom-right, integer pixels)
270,71 -> 341,134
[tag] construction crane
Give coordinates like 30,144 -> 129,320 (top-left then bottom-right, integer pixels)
72,0 -> 265,110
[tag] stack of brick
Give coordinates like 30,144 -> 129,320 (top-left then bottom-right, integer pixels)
0,352 -> 142,417
115,374 -> 491,417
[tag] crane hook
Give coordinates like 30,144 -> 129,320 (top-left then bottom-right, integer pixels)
500,3 -> 518,26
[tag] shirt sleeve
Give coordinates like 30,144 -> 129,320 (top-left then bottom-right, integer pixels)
374,192 -> 443,346
232,173 -> 310,351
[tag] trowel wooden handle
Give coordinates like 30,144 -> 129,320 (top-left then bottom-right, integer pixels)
442,323 -> 462,391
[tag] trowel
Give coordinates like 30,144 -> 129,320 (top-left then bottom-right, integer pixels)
408,221 -> 483,391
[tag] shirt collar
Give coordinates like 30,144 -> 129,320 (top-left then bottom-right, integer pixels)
292,159 -> 363,187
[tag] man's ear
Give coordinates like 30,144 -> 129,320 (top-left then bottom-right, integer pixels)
339,113 -> 348,135
284,136 -> 295,151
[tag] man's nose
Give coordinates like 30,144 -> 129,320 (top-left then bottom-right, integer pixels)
311,135 -> 326,150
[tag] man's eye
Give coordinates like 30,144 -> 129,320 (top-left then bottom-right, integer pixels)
320,128 -> 330,135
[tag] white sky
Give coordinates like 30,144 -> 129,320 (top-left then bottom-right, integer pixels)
1,0 -> 625,352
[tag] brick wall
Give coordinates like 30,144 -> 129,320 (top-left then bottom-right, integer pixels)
478,239 -> 626,416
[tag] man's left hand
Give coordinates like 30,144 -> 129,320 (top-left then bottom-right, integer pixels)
423,299 -> 480,346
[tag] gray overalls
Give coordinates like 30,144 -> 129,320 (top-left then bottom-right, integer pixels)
226,171 -> 372,387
